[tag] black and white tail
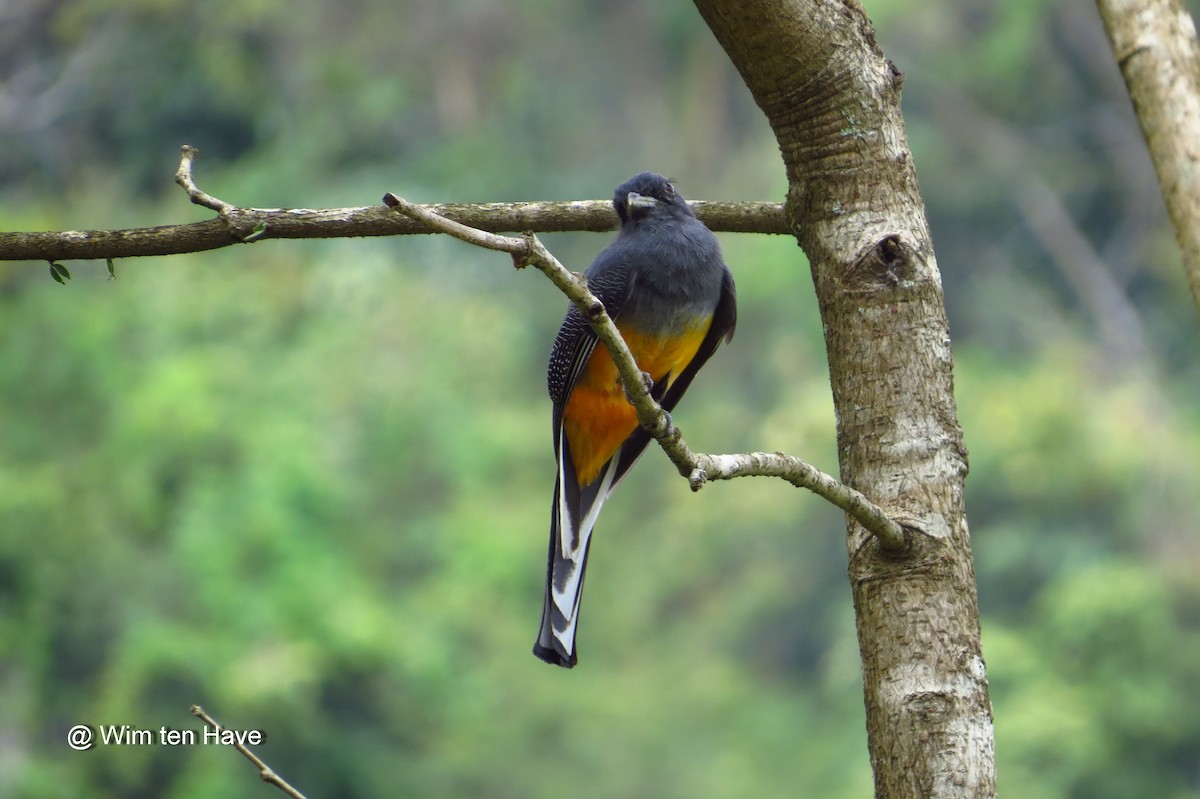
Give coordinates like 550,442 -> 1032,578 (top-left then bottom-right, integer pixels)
532,431 -> 625,667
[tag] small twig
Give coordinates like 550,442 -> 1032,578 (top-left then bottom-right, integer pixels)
175,146 -> 234,214
190,705 -> 308,799
383,192 -> 528,256
384,194 -> 907,551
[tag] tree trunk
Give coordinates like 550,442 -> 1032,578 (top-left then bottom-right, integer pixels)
1095,0 -> 1200,317
692,2 -> 996,797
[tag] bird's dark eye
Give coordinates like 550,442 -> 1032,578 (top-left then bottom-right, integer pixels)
662,182 -> 676,199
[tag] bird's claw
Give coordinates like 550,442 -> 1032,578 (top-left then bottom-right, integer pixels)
624,370 -> 654,404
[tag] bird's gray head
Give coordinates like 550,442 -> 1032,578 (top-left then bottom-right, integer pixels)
612,172 -> 694,226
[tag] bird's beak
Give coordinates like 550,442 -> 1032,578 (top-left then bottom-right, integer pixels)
626,191 -> 658,212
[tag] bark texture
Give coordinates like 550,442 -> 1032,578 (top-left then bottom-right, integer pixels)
692,1 -> 995,796
1096,0 -> 1200,316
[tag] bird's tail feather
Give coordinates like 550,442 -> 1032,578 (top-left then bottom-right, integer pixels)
533,451 -> 621,667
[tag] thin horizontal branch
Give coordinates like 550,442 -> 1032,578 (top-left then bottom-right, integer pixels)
0,146 -> 789,262
383,192 -> 907,551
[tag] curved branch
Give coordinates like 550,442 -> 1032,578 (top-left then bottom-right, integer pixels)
176,144 -> 233,213
383,192 -> 907,551
0,146 -> 789,262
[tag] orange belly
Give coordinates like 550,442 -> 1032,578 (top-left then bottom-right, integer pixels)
562,318 -> 711,486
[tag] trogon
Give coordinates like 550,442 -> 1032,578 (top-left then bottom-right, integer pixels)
534,172 -> 737,668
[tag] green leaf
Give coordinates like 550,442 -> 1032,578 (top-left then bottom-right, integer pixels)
242,222 -> 268,243
49,262 -> 70,284
107,258 -> 116,280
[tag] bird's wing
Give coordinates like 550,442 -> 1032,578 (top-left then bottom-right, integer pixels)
547,255 -> 635,442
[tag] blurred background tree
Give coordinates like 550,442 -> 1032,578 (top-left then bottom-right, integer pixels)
0,1 -> 1197,797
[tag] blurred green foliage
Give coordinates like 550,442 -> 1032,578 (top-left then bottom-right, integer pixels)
1,1 -> 1198,798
